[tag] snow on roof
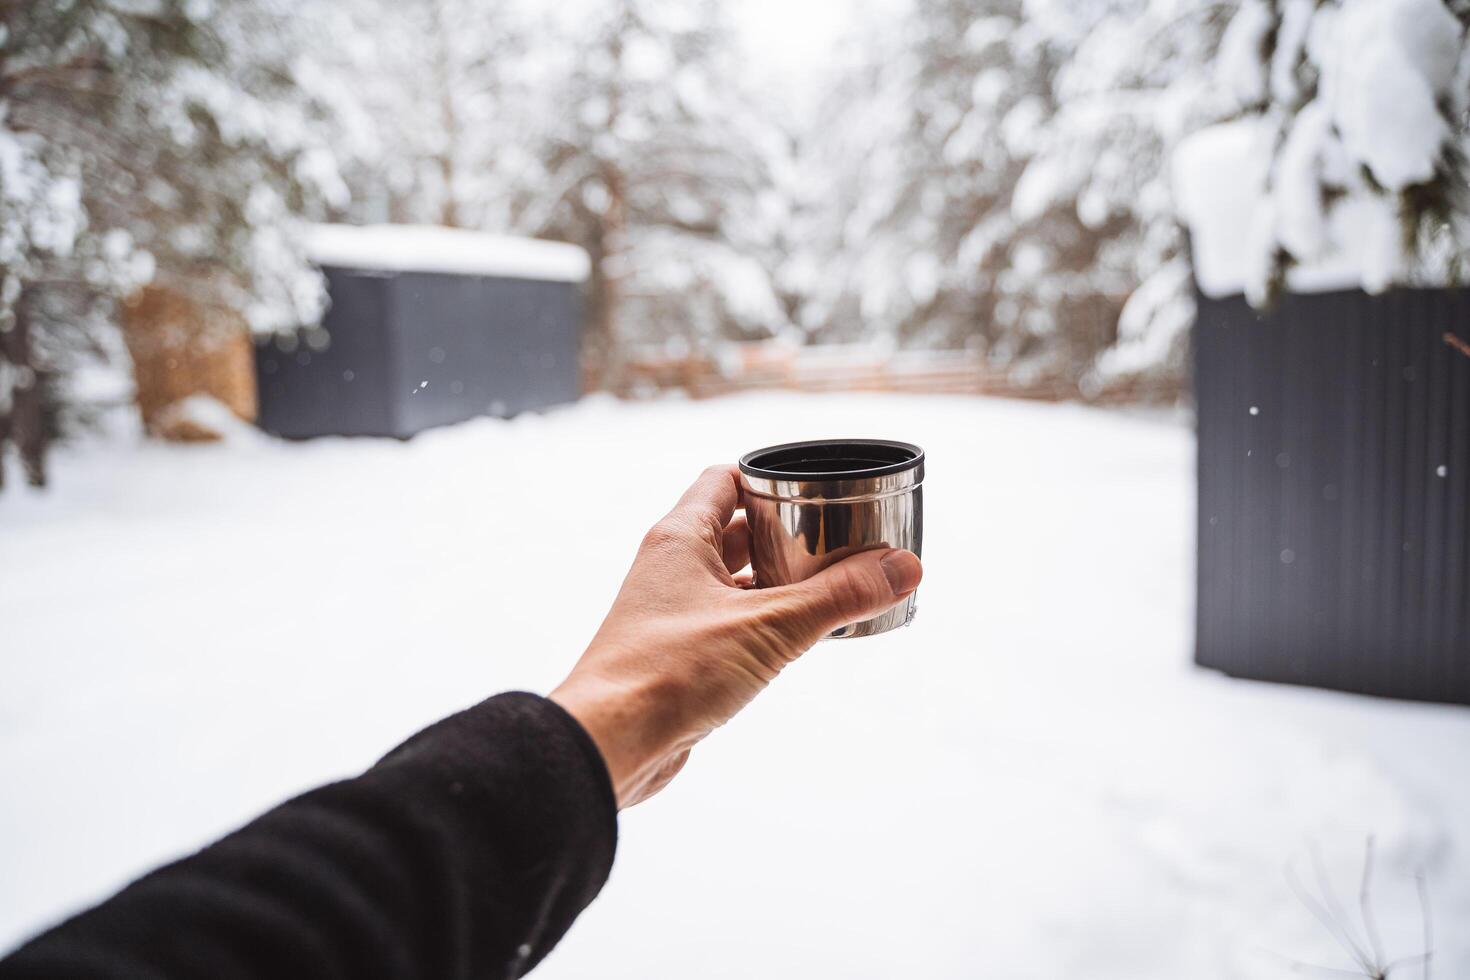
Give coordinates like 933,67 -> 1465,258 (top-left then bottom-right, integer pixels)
303,224 -> 590,283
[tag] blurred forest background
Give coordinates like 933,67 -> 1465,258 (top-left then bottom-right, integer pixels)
3,0 -> 1469,484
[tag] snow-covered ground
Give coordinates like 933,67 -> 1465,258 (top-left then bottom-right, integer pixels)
2,392 -> 1467,978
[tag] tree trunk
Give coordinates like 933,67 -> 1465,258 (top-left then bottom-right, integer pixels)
430,0 -> 461,229
582,22 -> 630,395
436,92 -> 460,228
0,286 -> 48,488
593,165 -> 628,393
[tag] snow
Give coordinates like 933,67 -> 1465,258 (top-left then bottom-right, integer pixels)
1269,0 -> 1315,106
152,393 -> 260,439
1214,0 -> 1272,108
1273,100 -> 1334,261
1010,156 -> 1068,224
1171,120 -> 1273,299
1177,0 -> 1466,300
1174,119 -> 1414,299
2,393 -> 1468,978
303,223 -> 591,283
0,122 -> 86,269
1328,0 -> 1461,193
1097,256 -> 1195,378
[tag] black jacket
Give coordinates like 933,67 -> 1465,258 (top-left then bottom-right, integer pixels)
0,693 -> 618,979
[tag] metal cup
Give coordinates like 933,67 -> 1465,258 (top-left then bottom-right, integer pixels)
738,439 -> 924,638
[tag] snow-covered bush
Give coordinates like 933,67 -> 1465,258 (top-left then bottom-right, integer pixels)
1178,0 -> 1470,303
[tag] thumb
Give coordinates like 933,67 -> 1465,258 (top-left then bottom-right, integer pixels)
767,548 -> 923,640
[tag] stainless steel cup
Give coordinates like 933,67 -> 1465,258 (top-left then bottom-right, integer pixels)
738,439 -> 924,638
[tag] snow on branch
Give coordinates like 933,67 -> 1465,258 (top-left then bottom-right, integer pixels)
1176,0 -> 1470,302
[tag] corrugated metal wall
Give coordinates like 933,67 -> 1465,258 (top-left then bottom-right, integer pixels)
1194,287 -> 1470,705
258,267 -> 582,439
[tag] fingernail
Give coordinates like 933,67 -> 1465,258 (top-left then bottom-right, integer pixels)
880,550 -> 922,595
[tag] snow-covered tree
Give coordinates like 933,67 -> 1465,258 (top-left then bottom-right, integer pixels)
810,0 -> 1193,394
807,0 -> 1274,391
0,0 -> 343,485
316,0 -> 532,231
1010,0 -> 1229,383
509,0 -> 783,387
1190,0 -> 1470,302
783,16 -> 917,348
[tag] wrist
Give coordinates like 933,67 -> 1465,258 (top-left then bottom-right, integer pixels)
550,671 -> 670,808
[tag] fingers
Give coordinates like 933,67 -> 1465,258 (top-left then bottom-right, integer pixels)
720,512 -> 751,574
668,464 -> 743,532
762,548 -> 922,640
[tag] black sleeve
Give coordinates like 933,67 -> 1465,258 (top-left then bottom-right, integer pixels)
0,692 -> 618,980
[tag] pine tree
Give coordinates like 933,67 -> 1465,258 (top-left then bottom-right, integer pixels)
0,0 -> 342,486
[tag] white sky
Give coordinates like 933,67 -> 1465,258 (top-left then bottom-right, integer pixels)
733,0 -> 853,79
731,0 -> 903,118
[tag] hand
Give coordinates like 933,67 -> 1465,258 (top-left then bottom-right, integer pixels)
550,464 -> 923,808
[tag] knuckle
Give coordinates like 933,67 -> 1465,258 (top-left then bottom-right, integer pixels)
698,515 -> 723,549
640,521 -> 683,552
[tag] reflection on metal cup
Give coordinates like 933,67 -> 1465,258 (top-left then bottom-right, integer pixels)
738,439 -> 924,639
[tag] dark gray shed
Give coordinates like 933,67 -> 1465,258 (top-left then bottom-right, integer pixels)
1194,288 -> 1470,706
1175,117 -> 1470,706
256,224 -> 588,439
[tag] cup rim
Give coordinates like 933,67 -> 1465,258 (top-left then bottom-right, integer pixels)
738,439 -> 924,481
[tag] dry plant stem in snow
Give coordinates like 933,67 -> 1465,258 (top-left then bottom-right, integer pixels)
1278,838 -> 1432,979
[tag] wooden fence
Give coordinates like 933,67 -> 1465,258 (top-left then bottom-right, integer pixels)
616,342 -> 1183,405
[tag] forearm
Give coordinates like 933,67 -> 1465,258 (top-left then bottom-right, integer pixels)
0,693 -> 617,980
